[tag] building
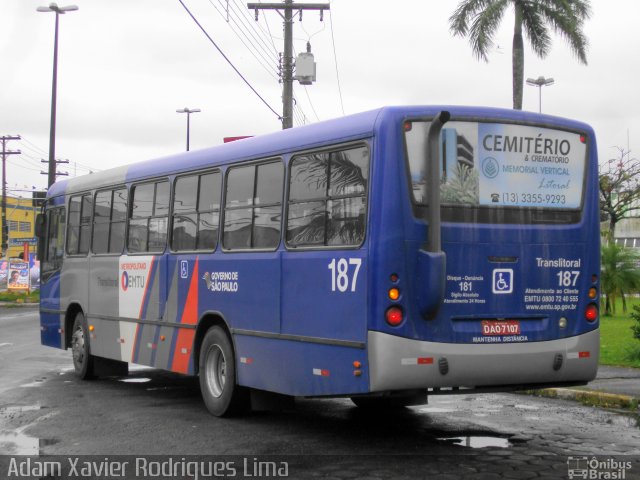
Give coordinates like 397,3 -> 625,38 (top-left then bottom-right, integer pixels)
1,192 -> 45,259
441,128 -> 474,181
611,193 -> 640,248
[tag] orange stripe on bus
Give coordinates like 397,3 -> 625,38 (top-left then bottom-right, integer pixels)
171,259 -> 199,374
171,329 -> 195,374
180,259 -> 199,326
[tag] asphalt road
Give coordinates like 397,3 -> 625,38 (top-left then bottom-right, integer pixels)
1,307 -> 639,479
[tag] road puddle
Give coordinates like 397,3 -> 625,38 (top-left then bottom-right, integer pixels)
438,435 -> 512,449
0,407 -> 59,455
0,405 -> 41,414
416,406 -> 456,413
119,378 -> 151,383
20,381 -> 44,388
609,412 -> 640,429
0,431 -> 40,455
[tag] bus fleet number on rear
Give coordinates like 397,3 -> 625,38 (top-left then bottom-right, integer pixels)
328,258 -> 362,293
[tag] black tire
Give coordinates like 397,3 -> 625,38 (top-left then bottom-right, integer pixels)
198,326 -> 249,416
71,312 -> 95,380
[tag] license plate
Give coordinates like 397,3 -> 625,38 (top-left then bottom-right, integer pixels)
481,320 -> 521,336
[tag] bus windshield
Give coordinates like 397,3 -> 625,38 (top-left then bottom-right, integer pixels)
405,120 -> 587,212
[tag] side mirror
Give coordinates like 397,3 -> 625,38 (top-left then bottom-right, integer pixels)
423,110 -> 450,253
35,213 -> 45,263
35,213 -> 45,238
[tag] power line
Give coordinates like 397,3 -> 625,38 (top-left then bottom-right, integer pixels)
7,158 -> 42,173
20,136 -> 48,156
18,136 -> 99,173
256,0 -> 280,56
328,8 -> 345,116
14,152 -> 44,169
302,85 -> 320,122
292,101 -> 306,126
225,0 -> 280,61
207,0 -> 280,79
178,0 -> 281,121
18,143 -> 48,159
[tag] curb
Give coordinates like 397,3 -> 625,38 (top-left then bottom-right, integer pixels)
527,388 -> 639,410
0,302 -> 39,307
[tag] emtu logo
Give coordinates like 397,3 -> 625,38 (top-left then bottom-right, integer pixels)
121,271 -> 129,291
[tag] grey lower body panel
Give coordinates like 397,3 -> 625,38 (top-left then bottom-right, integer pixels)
368,329 -> 599,392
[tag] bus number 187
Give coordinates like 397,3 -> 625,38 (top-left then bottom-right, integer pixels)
328,258 -> 362,293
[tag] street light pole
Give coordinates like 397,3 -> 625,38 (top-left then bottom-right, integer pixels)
176,108 -> 201,151
37,2 -> 78,188
526,76 -> 554,113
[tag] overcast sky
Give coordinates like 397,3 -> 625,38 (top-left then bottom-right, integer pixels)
1,0 -> 638,194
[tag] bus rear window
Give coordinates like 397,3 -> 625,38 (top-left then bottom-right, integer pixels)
405,121 -> 587,213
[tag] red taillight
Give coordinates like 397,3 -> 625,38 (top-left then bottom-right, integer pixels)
585,304 -> 598,322
386,306 -> 403,326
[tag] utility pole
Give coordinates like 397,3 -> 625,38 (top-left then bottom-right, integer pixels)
1,135 -> 21,257
247,1 -> 329,130
37,3 -> 79,187
41,158 -> 69,179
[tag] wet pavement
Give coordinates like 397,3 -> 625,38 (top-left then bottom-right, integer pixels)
1,307 -> 639,479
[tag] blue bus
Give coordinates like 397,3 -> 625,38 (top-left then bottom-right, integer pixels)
36,106 -> 600,416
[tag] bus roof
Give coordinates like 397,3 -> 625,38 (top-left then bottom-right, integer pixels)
48,105 -> 594,198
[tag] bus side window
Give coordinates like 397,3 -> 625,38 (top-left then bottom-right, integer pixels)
92,188 -> 128,255
43,207 -> 66,275
66,193 -> 93,256
223,161 -> 283,251
287,145 -> 369,248
128,180 -> 169,253
172,171 -> 221,252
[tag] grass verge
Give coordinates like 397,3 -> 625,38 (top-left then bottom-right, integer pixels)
600,297 -> 640,368
0,290 -> 40,304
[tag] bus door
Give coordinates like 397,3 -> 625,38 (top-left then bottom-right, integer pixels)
277,145 -> 370,395
39,205 -> 66,348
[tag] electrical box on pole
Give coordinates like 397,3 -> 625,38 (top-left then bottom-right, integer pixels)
248,1 -> 329,129
295,52 -> 316,85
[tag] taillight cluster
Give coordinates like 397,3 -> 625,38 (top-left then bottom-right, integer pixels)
585,274 -> 599,323
385,273 -> 403,326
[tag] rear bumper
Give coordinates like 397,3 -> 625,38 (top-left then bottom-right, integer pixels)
367,328 -> 599,392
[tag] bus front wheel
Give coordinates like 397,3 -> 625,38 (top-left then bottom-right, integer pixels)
71,312 -> 95,380
199,326 -> 248,416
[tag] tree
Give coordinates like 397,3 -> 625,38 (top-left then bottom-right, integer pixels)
449,0 -> 591,110
631,305 -> 640,341
599,147 -> 640,241
600,242 -> 640,315
441,163 -> 479,204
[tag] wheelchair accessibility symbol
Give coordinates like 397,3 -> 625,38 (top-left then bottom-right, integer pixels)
180,260 -> 189,279
492,268 -> 513,294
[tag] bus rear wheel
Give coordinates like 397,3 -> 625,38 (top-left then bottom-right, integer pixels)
199,326 -> 248,416
71,312 -> 95,380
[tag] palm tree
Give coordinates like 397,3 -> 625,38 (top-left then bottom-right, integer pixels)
601,242 -> 640,315
449,0 -> 591,110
